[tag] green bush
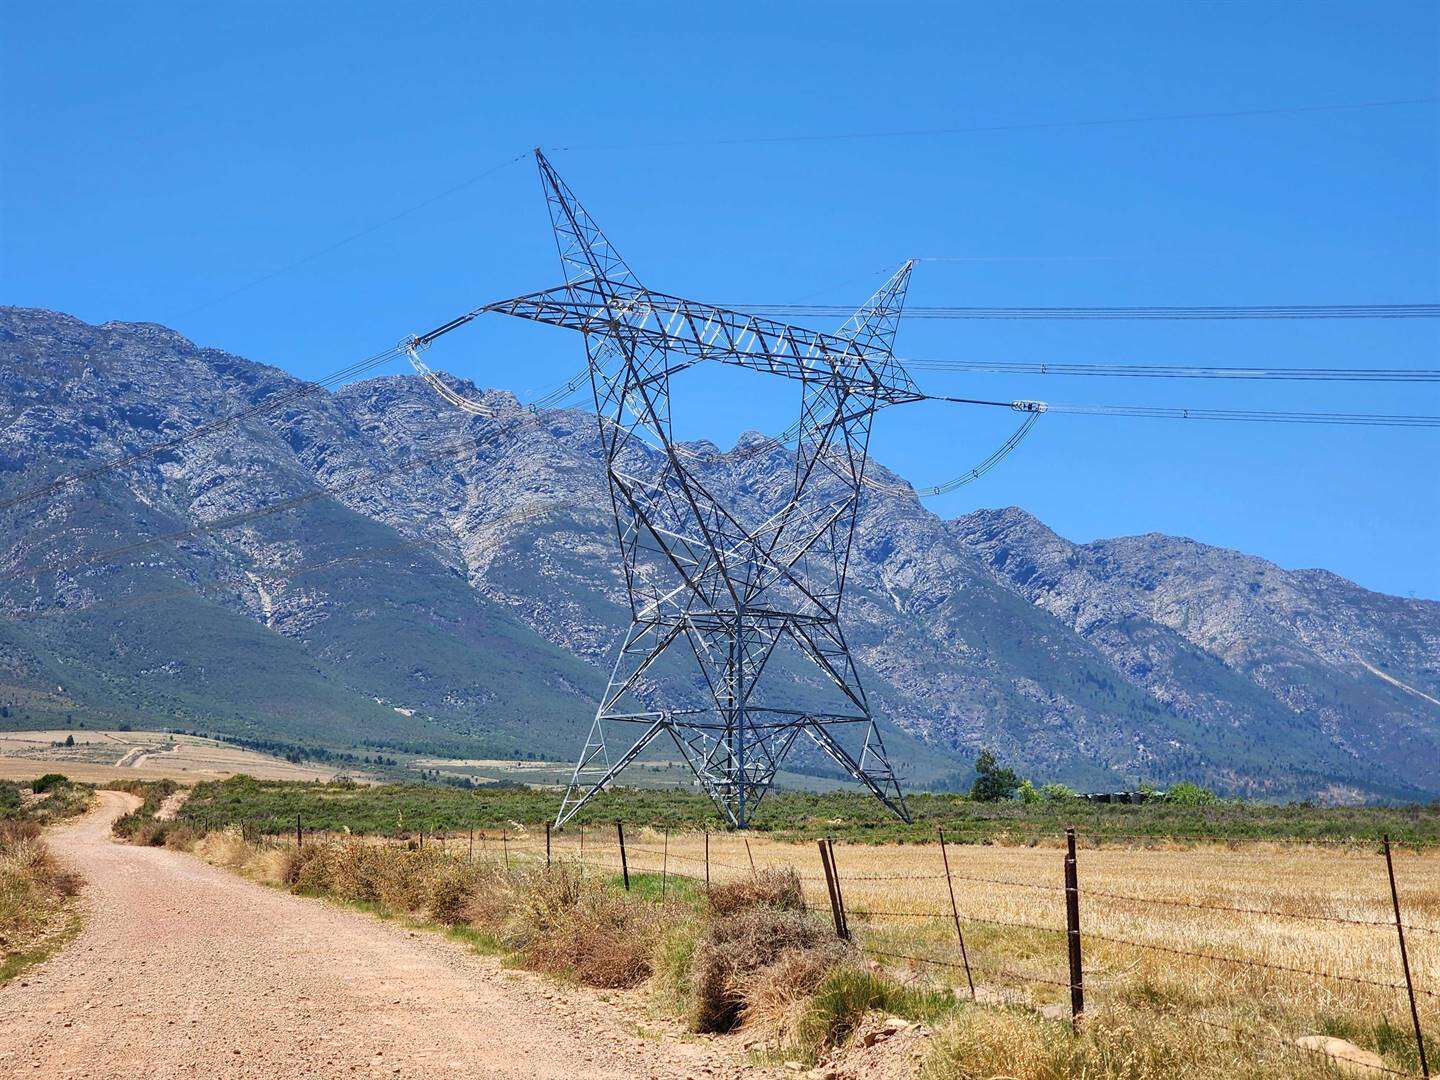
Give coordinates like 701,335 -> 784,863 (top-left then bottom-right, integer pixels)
794,967 -> 953,1057
30,774 -> 68,794
1164,782 -> 1219,806
970,749 -> 1021,802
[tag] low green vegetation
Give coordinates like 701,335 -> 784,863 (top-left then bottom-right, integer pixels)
0,775 -> 94,827
105,779 -> 180,845
0,817 -> 84,984
120,812 -> 1392,1078
175,772 -> 1440,846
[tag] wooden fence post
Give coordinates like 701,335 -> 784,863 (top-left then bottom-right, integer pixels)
704,829 -> 710,888
661,828 -> 669,899
826,838 -> 849,940
1064,827 -> 1084,1029
545,822 -> 552,868
938,828 -> 976,1001
616,821 -> 630,891
468,829 -> 474,863
817,840 -> 845,939
296,814 -> 303,849
502,833 -> 510,869
1385,835 -> 1430,1078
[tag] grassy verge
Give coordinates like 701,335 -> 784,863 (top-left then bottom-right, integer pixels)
177,775 -> 1440,846
1,775 -> 96,827
117,816 -> 1417,1078
0,818 -> 84,984
104,779 -> 181,845
0,774 -> 95,983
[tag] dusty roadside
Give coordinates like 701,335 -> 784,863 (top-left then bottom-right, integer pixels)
0,791 -> 768,1078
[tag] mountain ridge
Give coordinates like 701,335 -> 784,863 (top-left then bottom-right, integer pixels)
2,306 -> 1435,801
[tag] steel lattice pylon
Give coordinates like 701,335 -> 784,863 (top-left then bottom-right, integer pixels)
448,151 -> 930,828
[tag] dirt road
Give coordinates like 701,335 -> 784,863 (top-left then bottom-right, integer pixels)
0,793 -> 764,1079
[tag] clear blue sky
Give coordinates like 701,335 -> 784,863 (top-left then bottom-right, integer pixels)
3,3 -> 1437,598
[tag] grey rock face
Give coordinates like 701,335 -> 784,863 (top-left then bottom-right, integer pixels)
2,307 -> 1436,798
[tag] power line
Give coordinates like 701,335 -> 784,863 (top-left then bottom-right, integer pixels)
921,395 -> 1440,427
169,152 -> 528,320
905,358 -> 1440,381
552,95 -> 1438,152
1040,403 -> 1440,427
732,303 -> 1440,320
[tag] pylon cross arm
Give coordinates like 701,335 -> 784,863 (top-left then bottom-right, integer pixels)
486,282 -> 923,404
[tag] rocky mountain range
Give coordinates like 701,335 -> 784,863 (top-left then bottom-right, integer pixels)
2,306 -> 1436,800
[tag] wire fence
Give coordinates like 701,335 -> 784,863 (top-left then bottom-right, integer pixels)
216,814 -> 1435,1078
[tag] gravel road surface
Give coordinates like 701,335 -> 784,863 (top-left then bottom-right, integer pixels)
0,792 -> 767,1079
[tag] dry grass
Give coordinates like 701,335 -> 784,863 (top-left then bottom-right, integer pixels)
919,1001 -> 1368,1080
512,863 -> 663,988
166,821 -> 1439,1076
0,730 -> 353,784
0,819 -> 82,981
691,905 -> 847,1033
478,825 -> 1437,1075
706,866 -> 806,916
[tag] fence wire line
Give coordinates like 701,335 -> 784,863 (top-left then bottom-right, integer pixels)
1176,1013 -> 1422,1079
239,823 -> 1440,938
238,824 -> 1435,1072
1076,928 -> 1437,998
861,945 -> 1074,989
928,869 -> 1440,935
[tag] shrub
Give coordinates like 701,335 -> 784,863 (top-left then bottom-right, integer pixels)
30,774 -> 68,794
706,867 -> 805,917
691,905 -> 840,1033
423,858 -> 483,926
130,820 -> 171,847
281,843 -> 336,893
162,825 -> 204,850
970,749 -> 1021,802
319,844 -> 383,903
737,941 -> 851,1047
510,864 -> 660,988
1164,782 -> 1219,807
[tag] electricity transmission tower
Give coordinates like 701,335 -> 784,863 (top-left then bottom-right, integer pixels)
415,150 -> 933,828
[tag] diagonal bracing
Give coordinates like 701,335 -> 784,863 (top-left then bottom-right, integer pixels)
424,150 -> 921,829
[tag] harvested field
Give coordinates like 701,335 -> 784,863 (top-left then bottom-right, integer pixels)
0,730 -> 355,784
422,825 -> 1439,1075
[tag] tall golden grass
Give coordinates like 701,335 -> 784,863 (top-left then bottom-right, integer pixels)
0,819 -> 82,979
186,822 -> 1437,1077
444,825 -> 1439,1076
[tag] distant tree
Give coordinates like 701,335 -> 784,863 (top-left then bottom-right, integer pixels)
1164,781 -> 1219,806
64,734 -> 75,747
1039,782 -> 1077,802
970,749 -> 1021,802
1017,779 -> 1040,805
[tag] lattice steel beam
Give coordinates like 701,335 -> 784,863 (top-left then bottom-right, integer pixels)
424,149 -> 921,829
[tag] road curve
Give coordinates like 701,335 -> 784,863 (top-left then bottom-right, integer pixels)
0,792 -> 758,1079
